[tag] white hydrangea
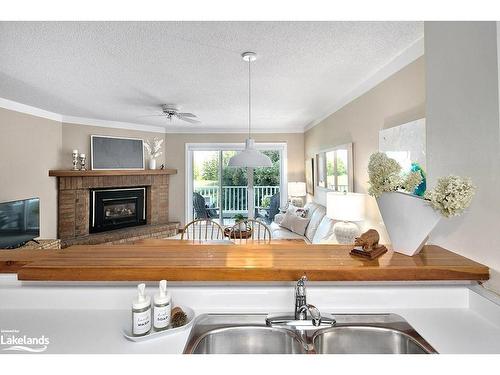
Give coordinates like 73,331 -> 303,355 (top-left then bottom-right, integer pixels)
403,171 -> 423,193
425,175 -> 475,218
367,152 -> 421,197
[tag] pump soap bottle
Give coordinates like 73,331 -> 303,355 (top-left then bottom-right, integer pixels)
153,280 -> 172,331
132,283 -> 151,336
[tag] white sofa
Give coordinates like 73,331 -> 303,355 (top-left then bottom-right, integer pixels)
270,202 -> 336,243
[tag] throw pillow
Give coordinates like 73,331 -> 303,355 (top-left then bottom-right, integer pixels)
280,210 -> 311,236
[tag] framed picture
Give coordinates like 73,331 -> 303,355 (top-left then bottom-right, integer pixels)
305,158 -> 314,195
90,135 -> 145,170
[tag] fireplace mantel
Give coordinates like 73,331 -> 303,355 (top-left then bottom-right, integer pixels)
49,169 -> 178,247
49,169 -> 177,177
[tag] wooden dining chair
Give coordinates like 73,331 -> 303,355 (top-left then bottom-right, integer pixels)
181,219 -> 225,242
229,218 -> 272,244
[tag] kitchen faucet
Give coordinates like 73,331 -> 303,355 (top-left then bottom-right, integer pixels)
266,275 -> 335,328
295,276 -> 322,326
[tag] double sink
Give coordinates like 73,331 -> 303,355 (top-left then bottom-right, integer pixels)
183,313 -> 437,354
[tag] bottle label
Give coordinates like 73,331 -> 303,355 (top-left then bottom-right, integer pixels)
153,304 -> 171,329
133,310 -> 151,335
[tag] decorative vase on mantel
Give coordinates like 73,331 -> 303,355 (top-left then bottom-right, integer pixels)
148,158 -> 157,170
376,191 -> 441,256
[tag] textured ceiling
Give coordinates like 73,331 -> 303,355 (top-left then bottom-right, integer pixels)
0,21 -> 423,132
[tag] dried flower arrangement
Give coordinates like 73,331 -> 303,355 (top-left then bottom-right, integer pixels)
425,175 -> 476,217
144,138 -> 164,159
367,152 -> 475,218
367,152 -> 422,198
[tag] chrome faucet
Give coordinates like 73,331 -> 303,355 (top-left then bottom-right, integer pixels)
295,276 -> 308,319
265,275 -> 335,328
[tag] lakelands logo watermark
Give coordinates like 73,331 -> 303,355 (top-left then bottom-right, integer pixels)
1,329 -> 50,353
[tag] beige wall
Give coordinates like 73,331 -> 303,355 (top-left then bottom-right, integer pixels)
61,123 -> 167,169
304,57 -> 426,240
0,108 -> 63,238
164,133 -> 305,225
425,22 -> 500,293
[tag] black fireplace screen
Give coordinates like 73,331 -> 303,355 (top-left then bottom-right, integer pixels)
90,187 -> 146,233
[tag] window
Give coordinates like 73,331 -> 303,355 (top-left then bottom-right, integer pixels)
316,143 -> 353,192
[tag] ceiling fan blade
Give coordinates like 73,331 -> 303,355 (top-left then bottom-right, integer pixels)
180,116 -> 201,124
177,112 -> 197,118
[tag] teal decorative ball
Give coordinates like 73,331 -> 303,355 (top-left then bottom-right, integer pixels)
411,162 -> 426,196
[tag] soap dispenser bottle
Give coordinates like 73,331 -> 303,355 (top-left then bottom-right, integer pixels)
153,280 -> 172,331
132,283 -> 151,336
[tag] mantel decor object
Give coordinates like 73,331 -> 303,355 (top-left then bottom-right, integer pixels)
350,229 -> 388,260
72,149 -> 79,170
79,153 -> 87,171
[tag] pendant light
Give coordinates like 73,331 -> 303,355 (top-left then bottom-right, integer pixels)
228,52 -> 272,168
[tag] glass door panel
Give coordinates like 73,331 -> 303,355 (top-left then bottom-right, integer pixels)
221,151 -> 248,226
192,151 -> 221,221
254,150 -> 281,223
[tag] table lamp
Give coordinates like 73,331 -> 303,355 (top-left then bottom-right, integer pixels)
288,182 -> 307,207
326,192 -> 366,244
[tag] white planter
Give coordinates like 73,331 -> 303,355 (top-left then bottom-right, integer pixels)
148,159 -> 156,170
376,192 -> 441,256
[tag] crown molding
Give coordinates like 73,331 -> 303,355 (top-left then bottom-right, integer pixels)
0,96 -> 304,134
303,37 -> 425,132
61,115 -> 166,134
0,97 -> 63,122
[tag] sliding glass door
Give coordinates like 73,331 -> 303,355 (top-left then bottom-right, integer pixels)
187,143 -> 286,226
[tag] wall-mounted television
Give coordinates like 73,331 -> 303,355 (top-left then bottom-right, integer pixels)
0,197 -> 40,249
91,135 -> 145,170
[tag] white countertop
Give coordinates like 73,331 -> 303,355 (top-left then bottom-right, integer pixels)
1,276 -> 499,354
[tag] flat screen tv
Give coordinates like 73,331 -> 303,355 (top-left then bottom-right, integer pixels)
0,198 -> 40,249
91,135 -> 145,170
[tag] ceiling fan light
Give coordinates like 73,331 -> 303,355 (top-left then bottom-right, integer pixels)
228,138 -> 272,168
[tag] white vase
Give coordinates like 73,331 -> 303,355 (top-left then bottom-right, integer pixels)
376,191 -> 441,256
148,159 -> 156,170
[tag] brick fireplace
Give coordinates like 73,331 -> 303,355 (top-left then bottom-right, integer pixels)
49,170 -> 179,247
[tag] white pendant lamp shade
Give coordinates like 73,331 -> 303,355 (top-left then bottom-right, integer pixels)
228,51 -> 272,168
228,139 -> 272,167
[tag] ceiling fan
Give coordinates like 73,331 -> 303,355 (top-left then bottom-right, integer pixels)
160,104 -> 200,124
138,104 -> 200,124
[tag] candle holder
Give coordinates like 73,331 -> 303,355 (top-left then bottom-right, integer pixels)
79,153 -> 87,171
72,150 -> 79,171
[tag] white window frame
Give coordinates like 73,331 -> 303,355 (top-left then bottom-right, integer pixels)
185,142 -> 288,224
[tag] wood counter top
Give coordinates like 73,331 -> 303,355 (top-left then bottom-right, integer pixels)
1,240 -> 488,282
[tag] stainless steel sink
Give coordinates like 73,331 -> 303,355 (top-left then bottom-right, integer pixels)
183,313 -> 437,354
313,326 -> 432,354
183,314 -> 306,354
188,326 -> 306,354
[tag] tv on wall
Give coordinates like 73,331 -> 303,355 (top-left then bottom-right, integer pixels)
91,135 -> 145,170
0,197 -> 40,249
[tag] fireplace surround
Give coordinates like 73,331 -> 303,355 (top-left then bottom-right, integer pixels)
49,169 -> 179,247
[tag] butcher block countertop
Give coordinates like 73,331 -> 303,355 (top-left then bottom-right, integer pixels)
0,240 -> 489,282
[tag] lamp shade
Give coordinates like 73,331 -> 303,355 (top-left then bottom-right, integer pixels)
228,138 -> 272,168
326,192 -> 365,222
288,182 -> 307,197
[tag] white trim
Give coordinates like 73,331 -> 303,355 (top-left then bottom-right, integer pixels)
0,97 -> 62,122
304,37 -> 425,132
63,115 -> 166,134
0,96 -> 303,134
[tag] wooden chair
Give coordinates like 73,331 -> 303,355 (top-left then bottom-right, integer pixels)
229,218 -> 272,244
181,219 -> 225,243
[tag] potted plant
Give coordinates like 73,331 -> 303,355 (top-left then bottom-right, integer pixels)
144,138 -> 164,170
368,152 -> 475,256
234,213 -> 247,231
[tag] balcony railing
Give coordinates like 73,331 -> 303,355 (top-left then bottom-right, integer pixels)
194,185 -> 280,214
